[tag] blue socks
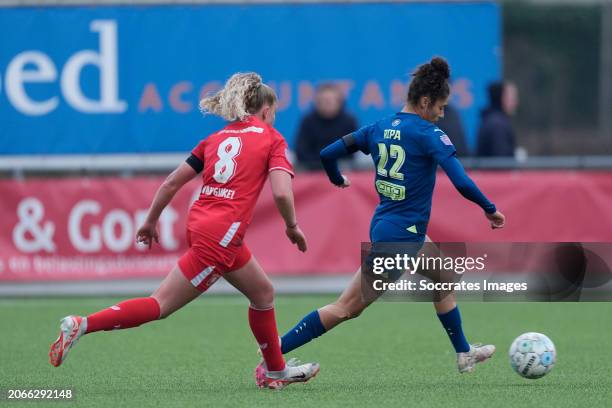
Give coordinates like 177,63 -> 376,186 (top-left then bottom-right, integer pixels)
280,310 -> 327,354
280,307 -> 469,354
437,306 -> 470,353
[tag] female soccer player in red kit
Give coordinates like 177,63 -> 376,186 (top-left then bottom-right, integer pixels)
49,73 -> 320,390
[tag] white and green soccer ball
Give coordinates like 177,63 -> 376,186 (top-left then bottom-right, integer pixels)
509,332 -> 556,379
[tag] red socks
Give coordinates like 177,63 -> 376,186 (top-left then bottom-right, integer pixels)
248,307 -> 285,372
85,299 -> 285,373
85,297 -> 161,334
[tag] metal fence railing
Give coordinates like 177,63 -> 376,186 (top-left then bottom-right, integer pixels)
1,154 -> 612,178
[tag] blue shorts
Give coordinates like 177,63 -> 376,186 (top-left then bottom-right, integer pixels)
369,217 -> 425,243
366,218 -> 425,282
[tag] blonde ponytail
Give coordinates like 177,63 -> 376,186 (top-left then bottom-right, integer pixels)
199,72 -> 276,121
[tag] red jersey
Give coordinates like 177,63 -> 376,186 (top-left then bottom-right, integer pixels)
186,116 -> 294,246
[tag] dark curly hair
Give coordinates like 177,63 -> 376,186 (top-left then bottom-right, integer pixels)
407,57 -> 450,106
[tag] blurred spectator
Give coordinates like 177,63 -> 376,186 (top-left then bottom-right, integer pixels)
295,83 -> 358,170
437,104 -> 469,156
476,81 -> 519,157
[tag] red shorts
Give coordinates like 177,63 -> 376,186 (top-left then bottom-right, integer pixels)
178,229 -> 252,292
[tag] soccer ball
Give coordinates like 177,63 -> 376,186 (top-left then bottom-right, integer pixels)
509,332 -> 556,379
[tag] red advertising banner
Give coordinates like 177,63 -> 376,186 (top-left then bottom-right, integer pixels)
1,177 -> 198,282
1,171 -> 611,281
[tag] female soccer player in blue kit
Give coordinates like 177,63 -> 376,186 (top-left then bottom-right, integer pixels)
257,57 -> 506,379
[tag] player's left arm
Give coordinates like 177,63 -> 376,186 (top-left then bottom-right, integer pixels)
439,155 -> 505,229
422,126 -> 504,229
268,131 -> 307,251
137,162 -> 199,248
269,170 -> 307,252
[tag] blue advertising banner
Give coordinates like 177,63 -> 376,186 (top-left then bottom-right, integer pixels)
0,3 -> 500,155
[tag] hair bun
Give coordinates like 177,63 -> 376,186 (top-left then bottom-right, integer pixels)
429,57 -> 450,79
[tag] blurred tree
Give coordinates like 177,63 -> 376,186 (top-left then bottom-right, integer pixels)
503,2 -> 604,154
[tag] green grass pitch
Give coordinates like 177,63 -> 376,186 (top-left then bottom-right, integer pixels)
1,296 -> 611,407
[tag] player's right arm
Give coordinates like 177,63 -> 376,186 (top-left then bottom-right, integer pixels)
319,124 -> 373,187
137,148 -> 203,248
320,139 -> 351,187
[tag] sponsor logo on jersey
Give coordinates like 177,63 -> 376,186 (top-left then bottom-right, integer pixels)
201,185 -> 236,199
375,180 -> 405,201
219,126 -> 264,134
392,119 -> 401,127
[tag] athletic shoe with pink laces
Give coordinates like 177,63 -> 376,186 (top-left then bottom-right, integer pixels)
254,358 -> 320,390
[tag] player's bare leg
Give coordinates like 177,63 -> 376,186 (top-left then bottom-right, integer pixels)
320,245 -> 417,327
224,257 -> 320,389
318,268 -> 380,330
224,256 -> 276,310
151,265 -> 202,318
277,266 -> 383,357
49,266 -> 201,367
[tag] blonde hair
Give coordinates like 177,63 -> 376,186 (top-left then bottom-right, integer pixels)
199,72 -> 277,121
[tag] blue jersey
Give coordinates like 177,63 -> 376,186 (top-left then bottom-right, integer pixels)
352,112 -> 456,236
